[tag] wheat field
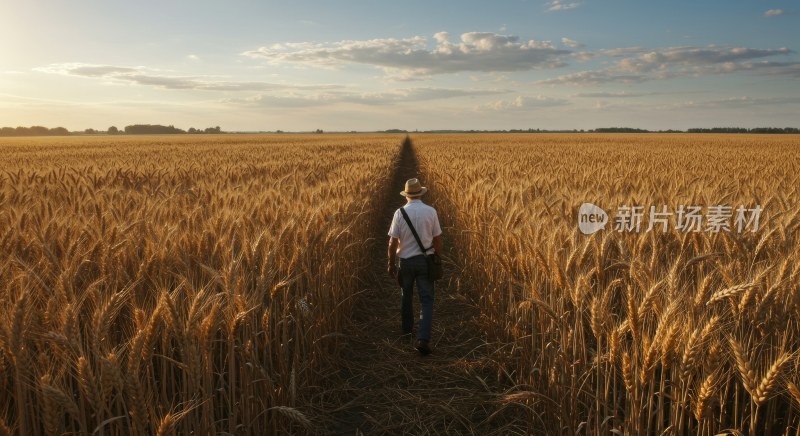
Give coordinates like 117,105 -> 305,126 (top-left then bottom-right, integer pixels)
414,133 -> 800,435
0,134 -> 398,435
1,133 -> 799,435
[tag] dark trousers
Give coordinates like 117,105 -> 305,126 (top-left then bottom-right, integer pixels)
399,255 -> 434,341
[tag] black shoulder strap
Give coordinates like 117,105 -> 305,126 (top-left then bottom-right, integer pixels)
399,208 -> 431,254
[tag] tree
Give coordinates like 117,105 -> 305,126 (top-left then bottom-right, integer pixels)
108,126 -> 119,134
48,127 -> 69,135
30,126 -> 49,136
124,124 -> 186,134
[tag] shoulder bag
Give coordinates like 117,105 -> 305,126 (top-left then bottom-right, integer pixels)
399,208 -> 443,281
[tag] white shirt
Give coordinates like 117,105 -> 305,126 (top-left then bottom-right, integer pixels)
388,199 -> 443,259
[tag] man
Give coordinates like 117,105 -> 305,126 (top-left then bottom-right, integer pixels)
387,178 -> 443,355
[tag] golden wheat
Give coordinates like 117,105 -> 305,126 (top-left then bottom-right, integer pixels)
414,133 -> 800,434
3,132 -> 798,434
0,134 -> 399,434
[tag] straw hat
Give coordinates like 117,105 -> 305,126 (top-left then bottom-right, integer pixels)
400,178 -> 427,197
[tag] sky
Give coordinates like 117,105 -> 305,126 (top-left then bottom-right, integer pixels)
1,0 -> 798,132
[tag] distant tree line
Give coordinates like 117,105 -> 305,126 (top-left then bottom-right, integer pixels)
417,127 -> 800,134
122,125 -> 222,134
124,124 -> 186,134
2,125 -> 798,137
686,127 -> 800,134
0,126 -> 70,137
592,127 -> 651,133
188,126 -> 222,134
0,124 -> 224,137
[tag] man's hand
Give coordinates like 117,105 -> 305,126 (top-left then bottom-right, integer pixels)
432,235 -> 443,255
388,236 -> 400,278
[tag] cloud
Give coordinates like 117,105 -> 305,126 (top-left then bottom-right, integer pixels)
670,96 -> 800,109
355,87 -> 510,104
223,94 -> 339,109
36,63 -> 341,91
476,95 -> 568,111
764,9 -> 785,17
36,62 -> 513,111
539,45 -> 796,85
571,91 -> 663,98
561,37 -> 584,48
61,65 -> 140,77
693,60 -> 800,78
242,32 -> 570,77
546,0 -> 581,11
742,61 -> 800,77
224,87 -> 511,108
539,70 -> 645,85
571,51 -> 597,61
610,46 -> 793,73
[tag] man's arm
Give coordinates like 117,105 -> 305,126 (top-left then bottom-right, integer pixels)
388,237 -> 400,276
432,235 -> 442,254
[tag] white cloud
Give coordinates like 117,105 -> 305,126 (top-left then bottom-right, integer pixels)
571,91 -> 663,98
669,96 -> 800,109
242,32 -> 570,76
36,63 -> 341,92
224,87 -> 511,108
546,0 -> 581,11
477,95 -> 568,111
610,46 -> 793,73
53,65 -> 140,77
539,70 -> 645,85
360,87 -> 510,104
561,37 -> 584,48
764,9 -> 785,17
539,45 -> 796,85
383,69 -> 433,82
600,47 -> 649,57
571,51 -> 597,61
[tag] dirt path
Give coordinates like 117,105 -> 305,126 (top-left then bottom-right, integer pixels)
313,138 -> 527,435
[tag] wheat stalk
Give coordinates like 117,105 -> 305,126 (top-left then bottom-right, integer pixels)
707,282 -> 757,305
77,356 -> 100,409
753,353 -> 791,406
694,370 -> 722,421
730,338 -> 757,397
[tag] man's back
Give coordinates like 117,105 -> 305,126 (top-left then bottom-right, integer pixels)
388,199 -> 442,259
